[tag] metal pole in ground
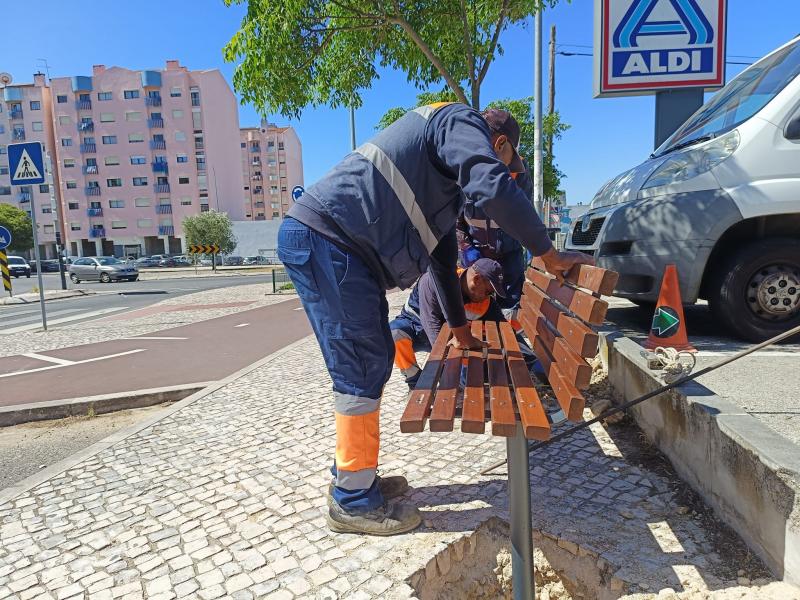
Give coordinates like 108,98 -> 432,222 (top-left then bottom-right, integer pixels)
28,191 -> 48,330
507,422 -> 534,599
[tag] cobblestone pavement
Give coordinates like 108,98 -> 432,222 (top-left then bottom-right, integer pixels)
0,292 -> 798,599
0,285 -> 297,359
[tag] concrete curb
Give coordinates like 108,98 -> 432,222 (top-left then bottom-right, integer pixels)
0,289 -> 96,305
0,382 -> 214,427
602,334 -> 800,585
0,334 -> 313,506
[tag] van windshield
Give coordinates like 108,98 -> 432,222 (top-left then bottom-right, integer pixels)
655,37 -> 800,156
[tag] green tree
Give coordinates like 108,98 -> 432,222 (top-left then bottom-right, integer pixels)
378,93 -> 569,199
223,0 -> 562,117
182,211 -> 237,255
0,203 -> 33,252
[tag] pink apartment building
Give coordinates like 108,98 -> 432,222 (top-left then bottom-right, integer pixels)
0,73 -> 64,258
50,60 -> 244,257
240,121 -> 304,220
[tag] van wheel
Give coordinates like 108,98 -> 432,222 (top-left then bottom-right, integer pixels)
709,238 -> 800,342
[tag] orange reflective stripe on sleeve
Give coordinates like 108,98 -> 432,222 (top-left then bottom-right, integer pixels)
394,337 -> 417,370
335,410 -> 380,474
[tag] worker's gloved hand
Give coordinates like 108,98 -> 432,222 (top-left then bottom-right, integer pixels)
461,246 -> 481,267
449,324 -> 487,351
537,247 -> 595,283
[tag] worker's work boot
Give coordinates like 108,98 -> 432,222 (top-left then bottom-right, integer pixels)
326,500 -> 422,536
327,474 -> 409,507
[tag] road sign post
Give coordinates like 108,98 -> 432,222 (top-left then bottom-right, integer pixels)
9,142 -> 48,330
189,244 -> 220,273
0,227 -> 12,297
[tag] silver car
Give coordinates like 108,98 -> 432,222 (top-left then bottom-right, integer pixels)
68,256 -> 139,283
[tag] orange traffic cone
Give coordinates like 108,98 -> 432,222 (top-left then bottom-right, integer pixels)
644,264 -> 696,352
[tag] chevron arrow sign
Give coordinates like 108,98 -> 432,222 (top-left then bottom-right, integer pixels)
189,244 -> 220,254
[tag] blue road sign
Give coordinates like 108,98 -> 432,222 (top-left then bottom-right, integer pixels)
291,185 -> 305,201
0,226 -> 11,250
9,142 -> 46,185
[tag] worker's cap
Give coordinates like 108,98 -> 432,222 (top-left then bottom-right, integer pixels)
481,108 -> 525,174
471,258 -> 507,298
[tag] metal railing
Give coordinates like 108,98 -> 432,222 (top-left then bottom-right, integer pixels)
155,204 -> 173,214
150,139 -> 166,150
87,207 -> 103,216
79,121 -> 94,132
152,162 -> 168,173
153,183 -> 170,193
85,186 -> 101,196
80,143 -> 96,153
271,268 -> 292,293
83,165 -> 98,174
158,225 -> 174,236
76,100 -> 92,110
145,96 -> 162,107
89,228 -> 105,238
147,118 -> 164,129
8,108 -> 23,120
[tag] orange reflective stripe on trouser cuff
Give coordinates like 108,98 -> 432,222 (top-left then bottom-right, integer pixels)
393,336 -> 417,371
334,391 -> 380,490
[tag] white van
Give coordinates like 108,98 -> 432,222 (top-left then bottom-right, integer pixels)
567,35 -> 800,342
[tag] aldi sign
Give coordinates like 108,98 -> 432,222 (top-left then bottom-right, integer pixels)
594,0 -> 727,97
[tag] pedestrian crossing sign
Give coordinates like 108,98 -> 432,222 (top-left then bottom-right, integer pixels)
9,142 -> 45,185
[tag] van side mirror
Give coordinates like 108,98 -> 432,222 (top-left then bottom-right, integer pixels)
786,114 -> 800,140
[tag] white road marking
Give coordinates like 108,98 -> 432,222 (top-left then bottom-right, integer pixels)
0,349 -> 146,379
696,350 -> 800,358
234,323 -> 249,328
21,352 -> 75,366
1,308 -> 84,327
120,336 -> 188,340
0,307 -> 129,334
293,307 -> 304,311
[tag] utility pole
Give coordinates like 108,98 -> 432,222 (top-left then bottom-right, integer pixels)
548,25 -> 556,157
45,152 -> 67,289
532,9 -> 544,220
349,105 -> 356,151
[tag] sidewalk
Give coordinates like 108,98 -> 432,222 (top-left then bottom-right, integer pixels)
0,289 -> 96,306
1,302 -> 797,599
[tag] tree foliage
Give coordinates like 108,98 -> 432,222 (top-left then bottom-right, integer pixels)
223,0 -> 561,117
0,203 -> 33,252
182,211 -> 237,255
378,93 -> 569,198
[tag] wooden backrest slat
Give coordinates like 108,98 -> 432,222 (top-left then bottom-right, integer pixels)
498,322 -> 550,441
461,320 -> 487,434
530,258 -> 619,296
526,268 -> 608,325
400,324 -> 452,433
522,283 -> 599,359
429,343 -> 463,432
485,321 -> 517,437
525,329 -> 586,422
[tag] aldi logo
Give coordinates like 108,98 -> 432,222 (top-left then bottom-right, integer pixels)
594,0 -> 727,97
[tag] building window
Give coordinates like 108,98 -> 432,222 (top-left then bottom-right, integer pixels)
176,154 -> 188,163
66,181 -> 77,189
175,131 -> 186,142
278,142 -> 285,150
43,224 -> 54,233
190,88 -> 200,106
30,101 -> 41,111
104,156 -> 120,166
240,142 -> 246,148
61,138 -> 73,147
39,184 -> 49,193
200,204 -> 209,212
170,87 -> 182,97
180,198 -> 192,206
111,221 -> 127,229
123,90 -> 140,99
134,197 -> 150,207
31,122 -> 43,132
130,156 -> 146,165
125,111 -> 142,122
0,167 -> 7,175
133,177 -> 148,186
102,135 -> 117,145
172,109 -> 183,119
128,133 -> 144,143
58,115 -> 71,126
97,92 -> 113,101
68,202 -> 80,210
0,186 -> 10,195
137,219 -> 153,228
191,111 -> 202,130
64,158 -> 75,168
109,199 -> 125,208
0,146 -> 5,155
100,113 -> 115,123
57,95 -> 67,103
107,178 -> 123,187
178,176 -> 190,184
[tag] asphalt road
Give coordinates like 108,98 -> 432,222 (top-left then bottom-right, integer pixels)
604,298 -> 800,446
0,274 -> 274,333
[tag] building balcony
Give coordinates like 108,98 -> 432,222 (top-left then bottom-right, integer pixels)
87,207 -> 103,217
254,201 -> 265,208
76,100 -> 92,110
252,188 -> 263,195
150,140 -> 166,150
191,97 -> 200,107
145,96 -> 162,107
89,227 -> 106,239
12,130 -> 25,141
82,165 -> 98,175
255,215 -> 266,221
79,121 -> 95,132
80,143 -> 96,153
158,225 -> 174,236
155,204 -> 173,215
251,174 -> 262,181
8,108 -> 23,120
194,142 -> 204,150
153,183 -> 170,193
85,186 -> 101,196
152,161 -> 168,173
250,146 -> 260,153
17,191 -> 31,202
147,118 -> 164,129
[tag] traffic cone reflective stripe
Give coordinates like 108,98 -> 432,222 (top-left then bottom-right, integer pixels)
644,264 -> 696,352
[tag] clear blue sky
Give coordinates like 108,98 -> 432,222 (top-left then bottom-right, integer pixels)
3,1 -> 797,205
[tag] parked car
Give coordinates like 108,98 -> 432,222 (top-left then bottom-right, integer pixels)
158,257 -> 179,267
134,256 -> 161,268
174,256 -> 193,267
243,256 -> 269,265
30,259 -> 61,273
224,255 -> 244,266
566,35 -> 800,342
6,256 -> 31,278
69,256 -> 138,283
199,257 -> 215,267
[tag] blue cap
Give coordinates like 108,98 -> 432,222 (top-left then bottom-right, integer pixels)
472,258 -> 506,298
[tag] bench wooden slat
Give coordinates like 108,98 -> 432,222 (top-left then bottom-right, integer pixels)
429,343 -> 463,432
526,268 -> 608,325
530,258 -> 619,296
461,320 -> 487,434
485,321 -> 517,437
400,324 -> 452,433
498,322 -> 550,441
523,282 -> 599,358
525,328 -> 586,421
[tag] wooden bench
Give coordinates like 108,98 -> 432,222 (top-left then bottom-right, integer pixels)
399,259 -> 618,600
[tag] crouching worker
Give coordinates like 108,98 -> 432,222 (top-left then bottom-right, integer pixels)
391,258 -> 507,389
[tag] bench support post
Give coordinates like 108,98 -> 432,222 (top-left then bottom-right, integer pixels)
507,423 -> 535,600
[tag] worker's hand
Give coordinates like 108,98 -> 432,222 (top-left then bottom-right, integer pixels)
537,247 -> 595,283
449,324 -> 486,351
